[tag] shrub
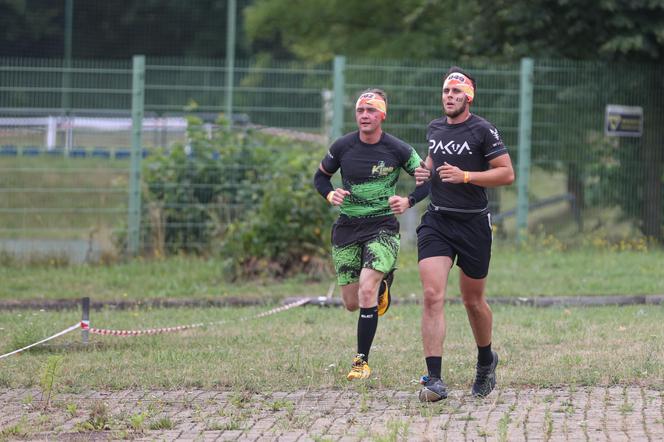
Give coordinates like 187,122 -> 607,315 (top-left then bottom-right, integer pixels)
220,147 -> 335,280
140,115 -> 336,279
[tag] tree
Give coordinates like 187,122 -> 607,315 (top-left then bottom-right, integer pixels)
0,0 -> 251,59
245,0 -> 664,241
0,0 -> 61,57
244,0 -> 473,62
465,0 -> 664,62
467,0 -> 664,240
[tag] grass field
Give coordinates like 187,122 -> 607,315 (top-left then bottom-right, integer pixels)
0,303 -> 662,392
1,244 -> 662,394
1,247 -> 662,302
0,156 -> 129,239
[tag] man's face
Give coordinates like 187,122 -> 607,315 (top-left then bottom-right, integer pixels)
355,104 -> 383,134
441,86 -> 468,119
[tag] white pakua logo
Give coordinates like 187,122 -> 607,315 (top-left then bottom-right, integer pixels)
429,139 -> 472,155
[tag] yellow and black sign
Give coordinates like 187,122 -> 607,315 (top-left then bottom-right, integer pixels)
605,104 -> 643,137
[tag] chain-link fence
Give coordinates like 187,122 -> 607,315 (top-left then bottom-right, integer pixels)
0,56 -> 661,261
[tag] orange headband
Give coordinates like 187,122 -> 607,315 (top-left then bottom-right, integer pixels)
443,73 -> 475,103
355,93 -> 387,119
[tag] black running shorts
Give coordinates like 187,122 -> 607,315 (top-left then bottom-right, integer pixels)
416,209 -> 493,279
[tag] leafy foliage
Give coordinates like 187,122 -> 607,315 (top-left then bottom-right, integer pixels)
467,0 -> 664,62
140,116 -> 335,278
4,1 -> 664,63
246,0 -> 664,63
0,0 -> 252,59
142,116 -> 262,254
244,0 -> 471,62
39,355 -> 63,408
219,139 -> 335,280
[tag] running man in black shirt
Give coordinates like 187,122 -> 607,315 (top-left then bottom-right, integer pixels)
314,88 -> 427,381
414,67 -> 514,401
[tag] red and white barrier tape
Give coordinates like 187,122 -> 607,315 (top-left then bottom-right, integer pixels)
88,297 -> 311,336
245,298 -> 310,320
1,298 -> 312,359
0,323 -> 80,360
88,322 -> 205,336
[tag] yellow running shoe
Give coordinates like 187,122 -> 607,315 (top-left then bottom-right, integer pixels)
346,355 -> 371,380
377,270 -> 394,317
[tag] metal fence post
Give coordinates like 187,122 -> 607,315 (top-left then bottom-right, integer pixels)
60,0 -> 73,117
331,55 -> 346,141
225,0 -> 236,127
516,58 -> 534,243
81,297 -> 90,344
127,55 -> 145,256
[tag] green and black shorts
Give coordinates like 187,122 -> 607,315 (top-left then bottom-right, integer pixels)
330,214 -> 400,286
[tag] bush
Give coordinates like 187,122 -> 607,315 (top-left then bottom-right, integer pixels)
140,115 -> 336,279
141,116 -> 260,254
219,139 -> 336,280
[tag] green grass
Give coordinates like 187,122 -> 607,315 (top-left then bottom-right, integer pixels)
0,156 -> 129,238
1,247 -> 662,301
0,304 -> 662,391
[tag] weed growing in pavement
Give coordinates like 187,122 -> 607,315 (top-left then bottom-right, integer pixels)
65,402 -> 77,417
0,417 -> 29,439
373,419 -> 410,441
149,416 -> 174,430
557,399 -> 575,415
619,402 -> 634,414
78,401 -> 110,431
206,420 -> 244,431
544,407 -> 553,440
268,399 -> 294,412
22,393 -> 34,406
129,412 -> 148,431
229,390 -> 253,408
359,393 -> 370,413
497,410 -> 511,442
39,355 -> 63,408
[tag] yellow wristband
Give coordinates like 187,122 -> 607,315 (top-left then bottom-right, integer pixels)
326,191 -> 335,203
463,171 -> 471,183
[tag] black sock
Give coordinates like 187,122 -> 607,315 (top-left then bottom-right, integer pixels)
357,307 -> 378,362
478,343 -> 493,366
425,356 -> 442,379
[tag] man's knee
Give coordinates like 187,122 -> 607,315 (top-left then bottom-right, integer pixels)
423,286 -> 445,311
343,300 -> 359,311
462,291 -> 486,312
340,283 -> 360,311
357,281 -> 379,305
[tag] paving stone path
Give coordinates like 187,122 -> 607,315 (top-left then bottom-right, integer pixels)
1,386 -> 662,441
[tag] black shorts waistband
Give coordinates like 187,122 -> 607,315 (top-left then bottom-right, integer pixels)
336,214 -> 396,225
332,214 -> 399,247
427,203 -> 489,221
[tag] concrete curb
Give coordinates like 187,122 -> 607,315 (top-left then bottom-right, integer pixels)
1,294 -> 662,311
292,294 -> 664,308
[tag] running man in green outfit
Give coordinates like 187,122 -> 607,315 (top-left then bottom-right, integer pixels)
313,88 -> 429,380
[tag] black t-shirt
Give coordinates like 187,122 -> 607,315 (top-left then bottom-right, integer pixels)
321,131 -> 422,218
426,114 -> 508,213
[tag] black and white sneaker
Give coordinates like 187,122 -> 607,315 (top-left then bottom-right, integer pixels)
471,351 -> 499,397
418,375 -> 448,402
